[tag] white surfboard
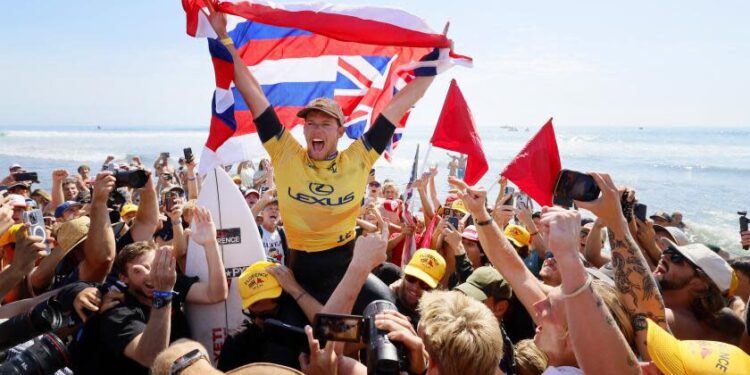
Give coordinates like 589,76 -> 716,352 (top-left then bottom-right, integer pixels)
185,167 -> 265,364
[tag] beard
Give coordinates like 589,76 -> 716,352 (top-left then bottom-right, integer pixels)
657,275 -> 691,291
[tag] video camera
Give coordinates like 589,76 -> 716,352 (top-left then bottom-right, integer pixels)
0,299 -> 69,375
313,300 -> 408,374
102,163 -> 150,189
740,211 -> 749,250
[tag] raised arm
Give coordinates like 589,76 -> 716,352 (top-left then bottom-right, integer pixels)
428,167 -> 440,212
575,173 -> 668,361
185,208 -> 228,304
381,73 -> 435,125
540,206 -> 640,375
0,229 -> 44,301
79,172 -> 116,282
123,248 -> 176,367
448,177 -> 547,323
129,175 -> 159,242
185,160 -> 200,200
207,10 -> 270,119
50,169 -> 68,210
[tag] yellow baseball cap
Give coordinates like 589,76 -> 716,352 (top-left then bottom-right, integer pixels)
451,199 -> 468,215
238,261 -> 283,309
404,249 -> 446,289
647,319 -> 750,375
120,203 -> 138,218
0,223 -> 24,247
504,224 -> 531,247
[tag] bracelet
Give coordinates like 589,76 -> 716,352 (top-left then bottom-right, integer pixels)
172,218 -> 183,226
220,37 -> 234,46
476,217 -> 493,226
295,291 -> 307,302
529,231 -> 539,236
560,275 -> 592,300
188,177 -> 196,181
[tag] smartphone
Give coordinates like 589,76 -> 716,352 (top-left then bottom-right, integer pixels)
265,319 -> 310,354
183,148 -> 194,163
447,216 -> 460,229
503,186 -> 516,206
23,209 -> 49,254
441,207 -> 454,220
634,203 -> 647,222
14,172 -> 38,183
313,313 -> 364,344
553,170 -> 601,202
516,193 -> 531,211
165,197 -> 176,213
160,152 -> 170,159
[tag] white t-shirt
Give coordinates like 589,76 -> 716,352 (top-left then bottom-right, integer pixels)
260,226 -> 285,264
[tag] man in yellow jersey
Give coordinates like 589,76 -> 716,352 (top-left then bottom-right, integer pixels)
206,10 -> 441,303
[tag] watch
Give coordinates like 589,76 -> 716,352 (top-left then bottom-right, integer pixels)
169,348 -> 209,375
152,295 -> 173,309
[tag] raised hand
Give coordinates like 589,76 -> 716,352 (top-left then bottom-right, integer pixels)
448,176 -> 487,216
13,226 -> 47,275
152,247 -> 177,292
440,221 -> 462,251
167,203 -> 183,221
539,206 -> 581,261
191,207 -> 217,247
300,325 -> 342,375
267,265 -> 303,295
351,220 -> 389,271
92,171 -> 116,204
573,173 -> 626,229
203,2 -> 229,38
52,169 -> 69,183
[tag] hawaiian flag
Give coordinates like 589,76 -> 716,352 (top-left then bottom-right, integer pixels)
183,0 -> 472,174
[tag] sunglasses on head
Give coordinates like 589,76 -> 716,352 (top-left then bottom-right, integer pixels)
405,274 -> 432,290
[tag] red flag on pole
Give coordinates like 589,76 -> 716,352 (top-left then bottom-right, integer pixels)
430,79 -> 488,185
501,118 -> 561,206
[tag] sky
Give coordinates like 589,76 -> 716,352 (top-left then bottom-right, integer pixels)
0,0 -> 748,129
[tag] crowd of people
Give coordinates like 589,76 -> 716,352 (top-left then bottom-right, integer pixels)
2,8 -> 750,375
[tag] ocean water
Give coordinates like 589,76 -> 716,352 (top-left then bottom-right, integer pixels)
1,124 -> 748,255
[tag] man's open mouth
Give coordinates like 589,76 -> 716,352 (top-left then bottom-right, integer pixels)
312,138 -> 324,152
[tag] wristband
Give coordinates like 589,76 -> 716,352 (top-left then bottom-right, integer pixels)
560,275 -> 592,300
153,290 -> 178,298
188,177 -> 196,181
220,37 -> 234,46
172,218 -> 183,226
169,348 -> 209,375
476,217 -> 493,226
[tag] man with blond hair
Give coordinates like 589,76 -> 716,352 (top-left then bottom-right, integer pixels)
375,290 -> 503,375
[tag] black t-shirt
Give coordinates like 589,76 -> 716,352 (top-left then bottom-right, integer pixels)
216,321 -> 268,372
503,295 -> 536,344
394,291 -> 420,330
70,274 -> 198,375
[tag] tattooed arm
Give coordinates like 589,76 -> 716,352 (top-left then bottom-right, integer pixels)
575,173 -> 669,361
541,207 -> 640,375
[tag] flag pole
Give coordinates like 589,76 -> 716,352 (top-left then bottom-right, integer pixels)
418,143 -> 433,176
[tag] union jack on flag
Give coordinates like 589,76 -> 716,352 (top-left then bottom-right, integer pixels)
183,0 -> 472,174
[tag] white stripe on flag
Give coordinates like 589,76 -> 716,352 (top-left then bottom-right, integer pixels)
249,56 -> 340,84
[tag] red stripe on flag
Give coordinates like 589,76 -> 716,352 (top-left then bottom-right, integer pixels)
206,115 -> 236,151
338,57 -> 373,88
211,57 -> 234,90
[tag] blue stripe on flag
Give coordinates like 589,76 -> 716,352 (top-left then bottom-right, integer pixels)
361,56 -> 392,75
230,21 -> 313,49
212,92 -> 237,130
232,74 -> 362,109
208,38 -> 232,63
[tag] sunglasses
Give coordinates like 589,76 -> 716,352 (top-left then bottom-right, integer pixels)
405,275 -> 432,290
663,247 -> 688,265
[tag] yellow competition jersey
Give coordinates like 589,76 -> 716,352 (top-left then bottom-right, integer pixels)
264,130 -> 379,252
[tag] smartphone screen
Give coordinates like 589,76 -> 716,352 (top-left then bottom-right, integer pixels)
183,148 -> 193,163
447,216 -> 460,229
634,203 -> 647,222
313,313 -> 363,343
553,170 -> 601,202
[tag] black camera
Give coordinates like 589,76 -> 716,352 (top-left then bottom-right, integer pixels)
313,300 -> 407,374
102,163 -> 150,189
0,299 -> 65,351
12,172 -> 39,184
0,333 -> 69,375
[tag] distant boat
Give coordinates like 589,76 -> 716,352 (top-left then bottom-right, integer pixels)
500,125 -> 519,132
97,126 -> 102,130
638,126 -> 644,130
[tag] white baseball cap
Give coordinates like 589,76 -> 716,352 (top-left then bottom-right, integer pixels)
665,240 -> 737,295
654,224 -> 689,246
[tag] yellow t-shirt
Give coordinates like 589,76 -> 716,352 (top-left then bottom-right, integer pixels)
264,130 -> 380,252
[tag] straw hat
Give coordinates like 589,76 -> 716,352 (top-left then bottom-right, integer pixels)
56,216 -> 90,252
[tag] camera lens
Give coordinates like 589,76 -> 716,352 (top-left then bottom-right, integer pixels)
0,333 -> 69,375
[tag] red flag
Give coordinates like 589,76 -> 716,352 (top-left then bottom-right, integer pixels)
418,213 -> 440,250
430,79 -> 488,185
501,118 -> 561,206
